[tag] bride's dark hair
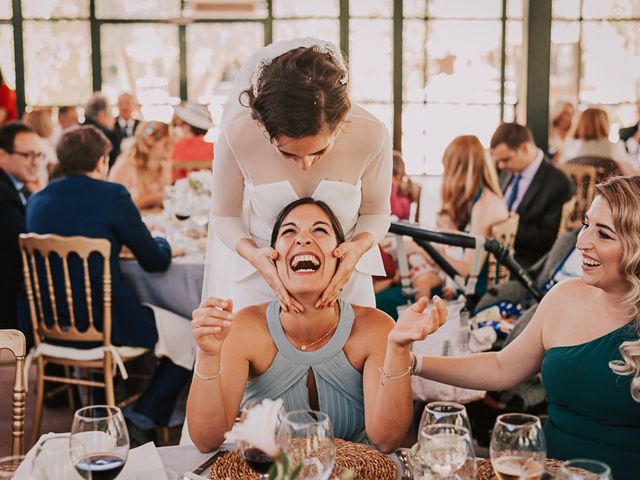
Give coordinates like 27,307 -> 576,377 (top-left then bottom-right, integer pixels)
241,46 -> 350,140
270,197 -> 345,248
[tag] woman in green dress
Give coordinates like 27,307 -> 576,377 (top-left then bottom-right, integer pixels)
393,175 -> 640,479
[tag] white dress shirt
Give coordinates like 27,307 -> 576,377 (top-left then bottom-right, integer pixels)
503,148 -> 544,213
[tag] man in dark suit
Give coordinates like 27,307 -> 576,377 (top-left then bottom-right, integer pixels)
619,100 -> 640,157
490,122 -> 574,268
82,93 -> 120,168
0,121 -> 42,329
113,92 -> 140,148
23,126 -> 192,443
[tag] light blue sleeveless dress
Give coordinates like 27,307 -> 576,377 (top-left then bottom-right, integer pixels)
242,299 -> 367,443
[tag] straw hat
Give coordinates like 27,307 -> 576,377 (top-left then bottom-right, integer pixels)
174,103 -> 213,130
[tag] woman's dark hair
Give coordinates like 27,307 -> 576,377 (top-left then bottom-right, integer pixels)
271,197 -> 345,247
56,125 -> 112,175
241,46 -> 351,140
0,68 -> 4,86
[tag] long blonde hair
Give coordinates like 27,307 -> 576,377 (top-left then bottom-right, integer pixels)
23,109 -> 54,139
573,107 -> 609,141
127,121 -> 171,192
596,176 -> 640,402
439,135 -> 502,230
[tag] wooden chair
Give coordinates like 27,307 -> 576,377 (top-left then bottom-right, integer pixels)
566,155 -> 622,184
558,196 -> 578,235
19,233 -> 148,445
487,213 -> 519,288
559,163 -> 597,232
0,329 -> 26,455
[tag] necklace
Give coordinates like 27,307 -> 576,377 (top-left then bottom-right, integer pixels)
283,304 -> 340,351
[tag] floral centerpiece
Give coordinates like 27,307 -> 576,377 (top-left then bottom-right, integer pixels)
225,399 -> 353,480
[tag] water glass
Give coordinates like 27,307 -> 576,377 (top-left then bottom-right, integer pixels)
419,424 -> 475,479
0,456 -> 25,479
490,413 -> 546,480
32,434 -> 89,480
278,410 -> 335,480
557,459 -> 612,480
70,405 -> 130,480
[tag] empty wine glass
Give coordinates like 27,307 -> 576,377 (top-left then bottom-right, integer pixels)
557,459 -> 613,480
420,401 -> 472,433
490,413 -> 546,480
237,401 -> 277,480
278,410 -> 335,480
419,424 -> 475,480
32,434 -> 89,480
70,405 -> 130,480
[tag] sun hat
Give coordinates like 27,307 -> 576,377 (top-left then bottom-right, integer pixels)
174,103 -> 213,130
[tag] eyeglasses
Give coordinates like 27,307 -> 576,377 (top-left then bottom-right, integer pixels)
10,149 -> 46,162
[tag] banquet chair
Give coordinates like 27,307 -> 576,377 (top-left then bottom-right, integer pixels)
0,329 -> 26,455
558,196 -> 578,235
19,233 -> 148,445
559,163 -> 597,233
487,213 -> 519,289
566,155 -> 621,184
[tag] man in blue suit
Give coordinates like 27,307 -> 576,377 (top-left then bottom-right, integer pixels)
22,125 -> 192,443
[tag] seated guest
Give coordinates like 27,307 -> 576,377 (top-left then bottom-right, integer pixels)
560,107 -> 636,174
109,121 -> 173,210
172,103 -> 214,182
0,122 -> 42,329
415,135 -> 509,298
113,92 -> 141,150
22,108 -> 57,188
490,122 -> 574,268
22,126 -> 194,444
390,151 -> 415,220
51,106 -> 79,150
619,99 -> 640,160
82,93 -> 120,168
187,197 -> 447,453
395,176 -> 640,480
548,100 -> 575,161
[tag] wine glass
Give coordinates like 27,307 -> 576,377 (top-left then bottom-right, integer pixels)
278,410 -> 335,480
238,401 -> 277,479
419,424 -> 475,480
557,459 -> 612,480
420,401 -> 472,432
32,434 -> 89,480
70,405 -> 130,480
490,413 -> 546,480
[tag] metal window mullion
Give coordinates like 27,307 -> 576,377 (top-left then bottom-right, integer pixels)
392,0 -> 402,149
499,0 -> 507,120
340,0 -> 349,59
264,0 -> 272,45
11,0 -> 24,114
576,0 -> 584,105
89,0 -> 101,92
179,24 -> 187,100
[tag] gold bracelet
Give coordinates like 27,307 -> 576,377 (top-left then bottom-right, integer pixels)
194,364 -> 221,381
378,364 -> 411,386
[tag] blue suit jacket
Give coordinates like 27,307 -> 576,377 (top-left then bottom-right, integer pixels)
21,175 -> 171,348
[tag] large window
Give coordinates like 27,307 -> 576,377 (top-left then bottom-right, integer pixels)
402,0 -> 523,174
551,0 -> 640,137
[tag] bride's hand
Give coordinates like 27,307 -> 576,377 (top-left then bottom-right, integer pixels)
316,238 -> 369,309
192,297 -> 234,355
247,244 -> 304,313
388,296 -> 447,348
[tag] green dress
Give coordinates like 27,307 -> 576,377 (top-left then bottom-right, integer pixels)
541,320 -> 640,480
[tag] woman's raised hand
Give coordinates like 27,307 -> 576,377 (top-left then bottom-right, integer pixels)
192,297 -> 234,355
388,296 -> 447,348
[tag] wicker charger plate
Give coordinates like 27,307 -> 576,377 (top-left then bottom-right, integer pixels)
209,439 -> 397,480
475,458 -> 567,480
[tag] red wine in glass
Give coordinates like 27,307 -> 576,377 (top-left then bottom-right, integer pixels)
242,448 -> 274,476
74,452 -> 126,480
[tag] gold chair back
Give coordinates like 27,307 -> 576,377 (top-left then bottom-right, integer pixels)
487,213 -> 519,288
19,234 -> 112,346
559,163 -> 597,233
559,196 -> 578,235
0,329 -> 26,456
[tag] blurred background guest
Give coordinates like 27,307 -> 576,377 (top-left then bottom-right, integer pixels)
0,68 -> 17,125
548,100 -> 575,161
82,92 -> 119,167
109,121 -> 173,210
0,121 -> 41,329
23,108 -> 57,188
51,105 -> 79,146
113,92 -> 140,151
171,102 -> 213,181
560,107 -> 637,173
390,150 -> 415,220
619,99 -> 640,165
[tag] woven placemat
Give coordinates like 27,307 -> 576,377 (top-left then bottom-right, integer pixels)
209,439 -> 397,480
476,458 -> 567,480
